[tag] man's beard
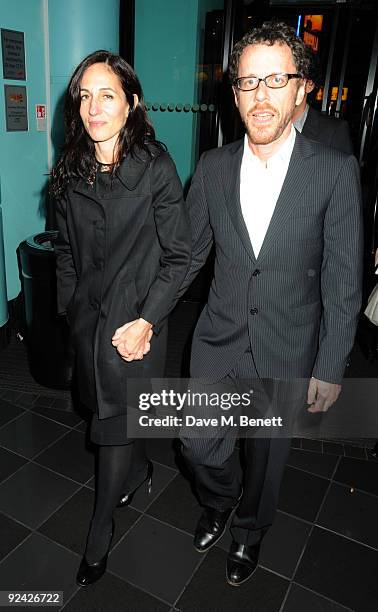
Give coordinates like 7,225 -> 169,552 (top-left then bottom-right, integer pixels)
244,103 -> 295,145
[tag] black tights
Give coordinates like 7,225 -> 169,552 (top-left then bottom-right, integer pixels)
85,439 -> 148,563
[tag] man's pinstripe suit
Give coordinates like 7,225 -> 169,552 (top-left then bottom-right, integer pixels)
179,130 -> 363,545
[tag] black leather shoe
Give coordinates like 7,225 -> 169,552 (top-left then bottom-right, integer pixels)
226,540 -> 261,586
76,522 -> 114,587
194,507 -> 233,553
117,460 -> 153,508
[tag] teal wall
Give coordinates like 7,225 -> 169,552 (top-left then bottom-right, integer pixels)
49,0 -> 119,154
0,0 -> 48,303
135,0 -> 223,187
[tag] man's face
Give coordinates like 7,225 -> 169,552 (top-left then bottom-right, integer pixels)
233,43 -> 305,147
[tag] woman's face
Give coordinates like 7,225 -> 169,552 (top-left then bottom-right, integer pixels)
79,62 -> 134,150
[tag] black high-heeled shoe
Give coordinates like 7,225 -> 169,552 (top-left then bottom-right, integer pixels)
117,460 -> 153,508
76,520 -> 114,587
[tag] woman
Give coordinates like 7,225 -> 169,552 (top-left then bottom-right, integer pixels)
50,50 -> 191,586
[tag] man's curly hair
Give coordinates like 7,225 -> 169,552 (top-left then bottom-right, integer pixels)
229,21 -> 310,84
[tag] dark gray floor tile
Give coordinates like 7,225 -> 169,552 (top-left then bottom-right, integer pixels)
317,483 -> 378,548
283,583 -> 352,612
75,420 -> 88,433
287,448 -> 339,479
0,447 -> 27,483
108,515 -> 200,604
278,466 -> 329,522
177,547 -> 289,612
63,571 -> 169,612
39,487 -> 140,555
146,438 -> 180,470
33,395 -> 55,408
344,445 -> 367,459
301,439 -> 323,453
16,392 -> 38,408
0,389 -> 22,403
0,512 -> 31,562
259,512 -> 311,578
147,473 -> 202,533
0,412 -> 67,459
323,442 -> 344,456
0,398 -> 24,427
34,430 -> 94,483
291,438 -> 302,449
295,527 -> 378,612
333,457 -> 378,496
31,404 -> 82,427
0,462 -> 80,528
51,397 -> 72,411
0,533 -> 78,603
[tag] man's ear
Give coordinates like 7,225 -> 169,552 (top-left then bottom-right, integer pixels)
232,86 -> 239,109
295,80 -> 306,107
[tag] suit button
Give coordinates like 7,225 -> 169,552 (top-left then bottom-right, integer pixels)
94,261 -> 103,270
252,269 -> 260,276
90,300 -> 99,310
250,307 -> 258,315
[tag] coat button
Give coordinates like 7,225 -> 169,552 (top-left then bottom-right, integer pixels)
90,300 -> 99,310
252,269 -> 260,276
250,307 -> 258,315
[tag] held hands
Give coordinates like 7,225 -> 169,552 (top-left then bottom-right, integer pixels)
307,377 -> 341,413
112,318 -> 153,362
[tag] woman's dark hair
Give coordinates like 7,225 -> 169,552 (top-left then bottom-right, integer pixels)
50,50 -> 161,196
229,21 -> 310,85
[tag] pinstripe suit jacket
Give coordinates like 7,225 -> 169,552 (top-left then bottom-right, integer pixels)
181,131 -> 363,383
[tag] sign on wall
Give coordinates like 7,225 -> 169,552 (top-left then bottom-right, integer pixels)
1,29 -> 26,80
36,104 -> 46,131
4,85 -> 28,131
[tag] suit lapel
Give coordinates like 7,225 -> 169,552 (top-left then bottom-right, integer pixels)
223,140 -> 257,263
257,132 -> 315,263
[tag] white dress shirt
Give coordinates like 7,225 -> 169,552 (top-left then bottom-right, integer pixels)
240,126 -> 296,257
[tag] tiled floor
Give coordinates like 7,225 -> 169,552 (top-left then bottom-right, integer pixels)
0,387 -> 377,611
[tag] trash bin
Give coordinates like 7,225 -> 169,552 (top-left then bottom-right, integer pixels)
18,231 -> 72,389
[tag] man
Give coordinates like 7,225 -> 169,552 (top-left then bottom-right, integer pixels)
178,22 -> 362,586
292,50 -> 353,154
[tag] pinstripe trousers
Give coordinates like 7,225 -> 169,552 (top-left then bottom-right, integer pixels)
180,350 -> 298,546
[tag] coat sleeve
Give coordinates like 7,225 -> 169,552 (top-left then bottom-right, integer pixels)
173,153 -> 214,301
139,152 -> 191,332
312,154 -> 363,383
54,194 -> 78,315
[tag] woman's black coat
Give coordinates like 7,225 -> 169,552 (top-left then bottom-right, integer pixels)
54,147 -> 191,419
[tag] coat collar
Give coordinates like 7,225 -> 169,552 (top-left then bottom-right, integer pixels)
71,144 -> 159,197
116,146 -> 156,191
223,130 -> 316,264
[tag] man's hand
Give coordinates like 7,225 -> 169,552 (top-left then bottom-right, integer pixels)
307,377 -> 341,413
112,318 -> 153,362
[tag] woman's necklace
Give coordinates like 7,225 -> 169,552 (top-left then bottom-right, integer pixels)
96,159 -> 117,173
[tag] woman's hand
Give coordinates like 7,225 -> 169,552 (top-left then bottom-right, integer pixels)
112,318 -> 153,361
